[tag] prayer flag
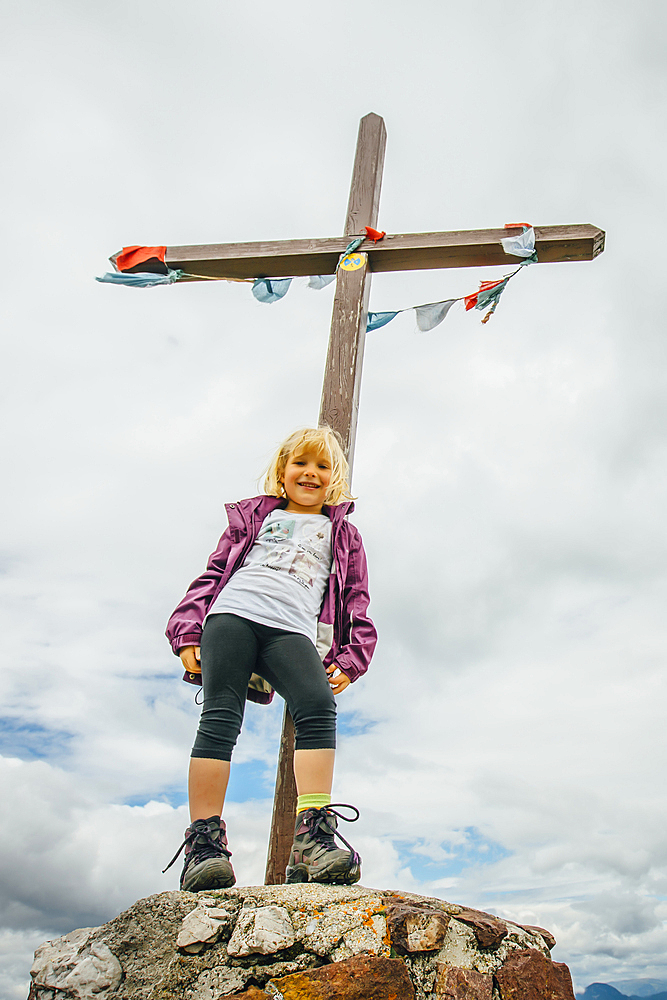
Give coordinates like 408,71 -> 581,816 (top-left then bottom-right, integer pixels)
308,274 -> 337,290
475,276 -> 510,311
341,237 -> 365,257
464,279 -> 506,311
414,299 -> 457,332
501,226 -> 537,259
252,278 -> 292,303
96,269 -> 183,287
367,311 -> 399,331
112,245 -> 168,275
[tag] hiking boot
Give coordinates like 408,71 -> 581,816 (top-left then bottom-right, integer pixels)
162,815 -> 236,891
285,803 -> 361,885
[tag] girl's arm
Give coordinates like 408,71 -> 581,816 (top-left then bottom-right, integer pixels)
333,528 -> 378,684
165,528 -> 234,654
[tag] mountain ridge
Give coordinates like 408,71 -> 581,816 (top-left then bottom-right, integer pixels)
578,982 -> 667,1000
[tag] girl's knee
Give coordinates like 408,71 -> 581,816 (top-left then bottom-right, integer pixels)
292,701 -> 337,749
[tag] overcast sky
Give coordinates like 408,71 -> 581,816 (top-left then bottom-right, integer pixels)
2,1 -> 667,996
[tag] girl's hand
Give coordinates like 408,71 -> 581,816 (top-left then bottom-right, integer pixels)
326,663 -> 350,695
180,645 -> 201,674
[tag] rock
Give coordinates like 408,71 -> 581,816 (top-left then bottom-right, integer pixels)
177,902 -> 232,952
266,954 -> 416,999
27,886 -> 571,1000
495,948 -> 576,1000
227,903 -> 296,956
451,907 -> 508,950
436,965 -> 493,999
188,963 -> 251,998
518,924 -> 557,950
30,930 -> 122,999
385,899 -> 451,953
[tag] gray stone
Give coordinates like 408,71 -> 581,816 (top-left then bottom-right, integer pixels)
177,902 -> 233,951
30,932 -> 122,999
189,964 -> 251,999
227,904 -> 296,956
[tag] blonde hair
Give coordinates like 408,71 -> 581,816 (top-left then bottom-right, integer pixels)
263,427 -> 354,505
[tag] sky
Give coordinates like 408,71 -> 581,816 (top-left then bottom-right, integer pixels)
2,1 -> 667,996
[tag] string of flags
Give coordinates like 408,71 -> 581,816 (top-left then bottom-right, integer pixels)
96,225 -> 538,329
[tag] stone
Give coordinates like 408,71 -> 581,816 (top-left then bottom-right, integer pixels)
518,924 -> 557,950
435,965 -> 493,999
266,954 -> 415,999
30,932 -> 122,1000
385,899 -> 450,953
290,892 -> 390,961
27,886 -> 571,1000
417,911 -> 550,983
177,903 -> 231,951
176,906 -> 226,954
227,904 -> 296,956
451,907 -> 508,950
328,910 -> 389,964
189,964 -> 251,998
40,891 -> 209,1000
494,948 -> 576,1000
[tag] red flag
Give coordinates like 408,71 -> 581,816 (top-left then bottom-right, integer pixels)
111,245 -> 167,274
364,226 -> 386,242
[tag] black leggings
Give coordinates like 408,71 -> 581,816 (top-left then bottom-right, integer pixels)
191,613 -> 337,761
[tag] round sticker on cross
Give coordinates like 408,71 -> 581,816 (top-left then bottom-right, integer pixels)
339,252 -> 368,271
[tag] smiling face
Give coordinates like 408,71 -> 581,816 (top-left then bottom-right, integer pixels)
281,448 -> 332,515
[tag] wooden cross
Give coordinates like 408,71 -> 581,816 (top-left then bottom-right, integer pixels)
146,112 -> 604,883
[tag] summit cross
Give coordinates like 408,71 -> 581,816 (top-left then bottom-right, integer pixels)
149,112 -> 605,883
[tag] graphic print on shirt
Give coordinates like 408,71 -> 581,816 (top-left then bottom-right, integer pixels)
289,529 -> 329,589
258,520 -> 329,590
262,519 -> 295,542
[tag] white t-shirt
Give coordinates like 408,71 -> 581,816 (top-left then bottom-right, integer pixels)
207,509 -> 333,642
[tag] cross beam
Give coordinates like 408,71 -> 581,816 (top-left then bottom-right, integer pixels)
166,224 -> 604,280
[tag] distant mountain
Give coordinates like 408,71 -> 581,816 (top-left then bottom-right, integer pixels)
613,984 -> 667,998
578,983 -> 667,1000
578,985 -> 629,1000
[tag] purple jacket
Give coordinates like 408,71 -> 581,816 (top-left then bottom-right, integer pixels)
165,495 -> 377,704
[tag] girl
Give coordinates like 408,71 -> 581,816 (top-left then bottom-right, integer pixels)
164,427 -> 377,891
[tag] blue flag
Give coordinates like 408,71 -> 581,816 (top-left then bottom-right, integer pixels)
367,311 -> 399,331
252,278 -> 293,304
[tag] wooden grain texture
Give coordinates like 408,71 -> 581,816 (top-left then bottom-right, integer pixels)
165,224 -> 605,280
263,706 -> 297,886
265,114 -> 386,886
319,259 -> 371,464
344,112 -> 386,235
321,113 -> 386,463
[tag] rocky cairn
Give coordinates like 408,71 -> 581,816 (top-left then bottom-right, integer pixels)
29,885 -> 575,1000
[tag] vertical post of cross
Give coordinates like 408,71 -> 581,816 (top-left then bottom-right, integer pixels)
264,113 -> 387,885
320,112 -> 387,463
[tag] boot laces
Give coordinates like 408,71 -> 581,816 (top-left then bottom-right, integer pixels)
304,803 -> 361,865
162,818 -> 231,874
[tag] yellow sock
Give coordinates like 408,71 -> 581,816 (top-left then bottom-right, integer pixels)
296,793 -> 331,815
